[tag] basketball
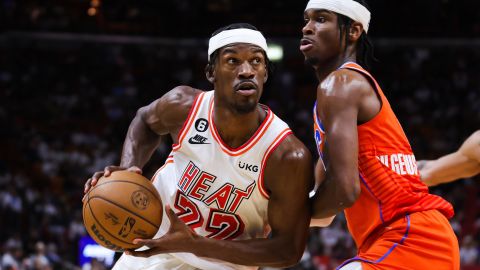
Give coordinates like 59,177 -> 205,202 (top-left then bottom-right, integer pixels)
82,170 -> 163,252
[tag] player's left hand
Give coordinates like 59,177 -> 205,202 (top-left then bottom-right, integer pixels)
124,205 -> 199,257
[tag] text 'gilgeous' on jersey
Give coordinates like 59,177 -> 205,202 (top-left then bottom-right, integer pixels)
152,90 -> 292,270
312,62 -> 454,249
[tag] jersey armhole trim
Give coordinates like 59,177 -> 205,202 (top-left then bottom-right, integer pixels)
209,101 -> 274,156
258,128 -> 293,199
151,155 -> 175,184
172,92 -> 205,151
340,65 -> 388,128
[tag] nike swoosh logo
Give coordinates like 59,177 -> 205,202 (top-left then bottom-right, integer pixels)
188,137 -> 210,144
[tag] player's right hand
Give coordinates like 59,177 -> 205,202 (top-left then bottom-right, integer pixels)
83,166 -> 142,201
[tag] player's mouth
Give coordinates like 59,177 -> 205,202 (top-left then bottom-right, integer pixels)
235,81 -> 257,96
300,38 -> 314,52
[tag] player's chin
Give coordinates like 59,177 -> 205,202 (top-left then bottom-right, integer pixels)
234,100 -> 257,114
304,55 -> 320,66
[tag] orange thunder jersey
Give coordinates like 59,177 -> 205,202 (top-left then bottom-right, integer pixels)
313,62 -> 454,248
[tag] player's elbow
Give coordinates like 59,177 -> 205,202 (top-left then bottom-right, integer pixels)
338,175 -> 360,208
345,186 -> 360,208
269,236 -> 306,267
274,246 -> 304,267
288,250 -> 305,267
311,175 -> 360,218
290,244 -> 306,266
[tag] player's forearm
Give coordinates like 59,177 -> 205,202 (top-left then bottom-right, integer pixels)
120,113 -> 162,168
422,163 -> 480,186
419,154 -> 480,186
190,236 -> 304,267
420,164 -> 451,186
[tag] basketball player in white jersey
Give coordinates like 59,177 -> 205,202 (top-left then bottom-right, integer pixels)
84,23 -> 330,270
418,130 -> 480,186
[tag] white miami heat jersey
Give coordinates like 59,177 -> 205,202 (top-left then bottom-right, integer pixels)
152,90 -> 292,270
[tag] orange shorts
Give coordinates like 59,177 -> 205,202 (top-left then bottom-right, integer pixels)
337,210 -> 459,270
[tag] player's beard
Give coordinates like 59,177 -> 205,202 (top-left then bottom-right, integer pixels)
232,99 -> 257,114
305,56 -> 320,66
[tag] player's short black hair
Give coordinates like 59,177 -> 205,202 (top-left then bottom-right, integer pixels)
205,23 -> 274,80
337,0 -> 376,70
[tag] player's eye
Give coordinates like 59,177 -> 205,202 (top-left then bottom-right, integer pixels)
316,16 -> 326,23
227,58 -> 238,64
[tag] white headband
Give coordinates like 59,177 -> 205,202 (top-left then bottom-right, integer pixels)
207,28 -> 268,61
305,0 -> 371,33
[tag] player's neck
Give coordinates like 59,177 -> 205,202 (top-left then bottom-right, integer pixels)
314,53 -> 357,82
213,105 -> 265,149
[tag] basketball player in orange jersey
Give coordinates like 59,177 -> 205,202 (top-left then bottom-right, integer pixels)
418,130 -> 480,186
83,23 -> 331,270
301,0 -> 460,269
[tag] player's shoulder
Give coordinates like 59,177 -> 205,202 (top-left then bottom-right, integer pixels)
263,134 -> 313,192
145,86 -> 204,134
158,86 -> 204,115
269,134 -> 312,166
320,68 -> 374,97
162,85 -> 204,107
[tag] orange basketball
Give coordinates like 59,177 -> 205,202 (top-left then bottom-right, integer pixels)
82,170 -> 162,252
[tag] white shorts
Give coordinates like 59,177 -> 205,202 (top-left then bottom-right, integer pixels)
113,253 -> 201,270
338,261 -> 363,270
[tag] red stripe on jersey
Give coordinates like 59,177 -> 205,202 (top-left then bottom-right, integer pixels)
258,129 -> 293,199
208,100 -> 274,156
172,92 -> 205,151
151,157 -> 175,183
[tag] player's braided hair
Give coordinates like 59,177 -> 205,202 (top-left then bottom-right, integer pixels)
205,23 -> 274,81
337,0 -> 376,70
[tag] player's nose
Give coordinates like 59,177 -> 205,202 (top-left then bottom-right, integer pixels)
238,62 -> 255,79
302,20 -> 314,36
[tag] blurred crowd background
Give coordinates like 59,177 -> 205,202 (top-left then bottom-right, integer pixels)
1,0 -> 480,269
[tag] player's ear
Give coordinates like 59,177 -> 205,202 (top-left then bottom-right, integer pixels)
205,64 -> 215,84
349,22 -> 363,42
264,66 -> 268,83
